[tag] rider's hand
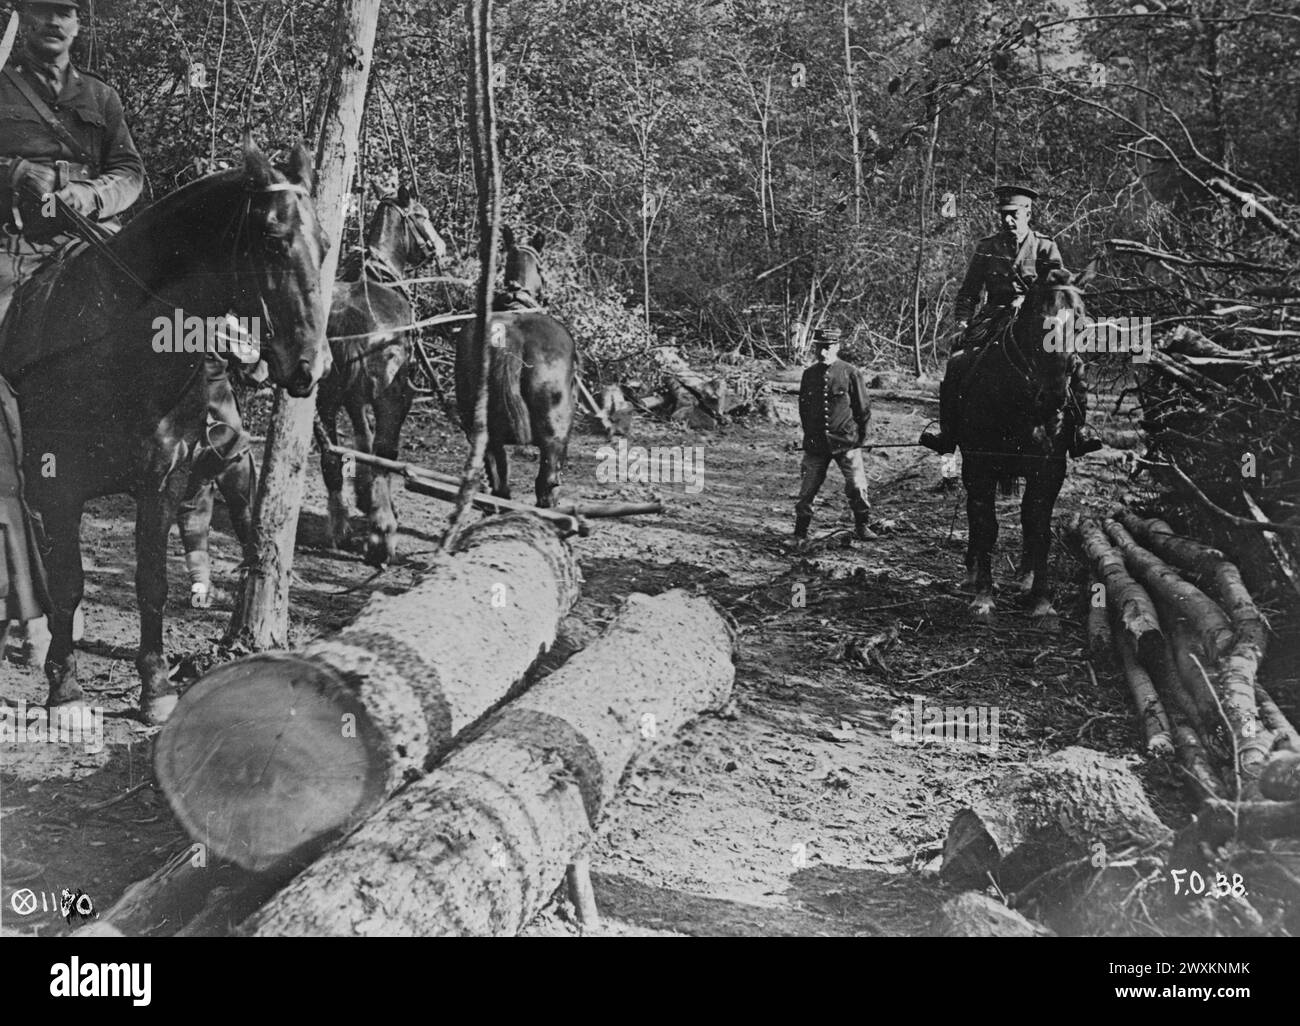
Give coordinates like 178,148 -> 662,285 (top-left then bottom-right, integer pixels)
10,159 -> 55,205
1010,297 -> 1025,311
53,182 -> 99,218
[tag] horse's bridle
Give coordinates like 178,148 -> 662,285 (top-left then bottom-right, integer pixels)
503,243 -> 546,309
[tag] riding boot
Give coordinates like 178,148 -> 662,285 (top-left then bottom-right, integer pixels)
920,349 -> 969,454
1067,361 -> 1103,458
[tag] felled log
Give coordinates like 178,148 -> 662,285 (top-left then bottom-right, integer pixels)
1256,686 -> 1300,754
1150,636 -> 1228,802
940,746 -> 1172,891
72,848 -> 288,938
1116,512 -> 1269,771
1086,576 -> 1112,662
653,347 -> 729,425
930,892 -> 1052,937
1261,752 -> 1300,802
1074,518 -> 1164,666
1114,631 -> 1174,757
242,590 -> 735,937
1104,519 -> 1233,659
154,513 -> 581,873
1194,798 -> 1300,846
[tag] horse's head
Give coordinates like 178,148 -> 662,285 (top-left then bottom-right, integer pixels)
1021,268 -> 1085,448
369,184 -> 446,272
235,137 -> 331,397
502,225 -> 547,306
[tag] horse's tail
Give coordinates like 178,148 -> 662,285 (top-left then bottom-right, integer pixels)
491,335 -> 533,445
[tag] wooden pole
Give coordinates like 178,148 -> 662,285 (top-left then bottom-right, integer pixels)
227,0 -> 381,649
242,590 -> 735,936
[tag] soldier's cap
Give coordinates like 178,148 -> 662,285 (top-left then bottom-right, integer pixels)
994,184 -> 1038,210
811,327 -> 842,345
17,1 -> 82,9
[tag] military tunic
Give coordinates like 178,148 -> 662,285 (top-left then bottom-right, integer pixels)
795,359 -> 872,519
954,230 -> 1064,324
0,54 -> 144,223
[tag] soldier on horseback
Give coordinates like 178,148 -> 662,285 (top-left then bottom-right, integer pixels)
919,184 -> 1102,459
0,0 -> 143,636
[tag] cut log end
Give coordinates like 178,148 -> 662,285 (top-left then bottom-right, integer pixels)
154,653 -> 391,873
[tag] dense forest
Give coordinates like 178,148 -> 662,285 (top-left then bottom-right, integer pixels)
79,1 -> 1299,379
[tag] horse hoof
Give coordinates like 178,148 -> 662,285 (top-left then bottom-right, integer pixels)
1017,573 -> 1035,595
969,599 -> 995,623
190,583 -> 213,609
139,693 -> 178,726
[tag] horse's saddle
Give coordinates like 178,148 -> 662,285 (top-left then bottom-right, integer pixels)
960,306 -> 1016,351
0,239 -> 92,381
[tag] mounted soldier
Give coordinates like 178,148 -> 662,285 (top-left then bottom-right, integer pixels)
919,184 -> 1101,459
793,326 -> 876,548
0,0 -> 143,647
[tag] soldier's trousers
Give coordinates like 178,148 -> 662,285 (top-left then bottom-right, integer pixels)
795,448 -> 871,519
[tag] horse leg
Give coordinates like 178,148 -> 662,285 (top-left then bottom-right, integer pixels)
319,404 -> 350,550
135,484 -> 182,725
1016,489 -> 1036,597
364,387 -> 411,566
964,472 -> 999,623
485,442 -> 510,500
41,500 -> 86,708
1025,463 -> 1066,622
348,399 -> 375,517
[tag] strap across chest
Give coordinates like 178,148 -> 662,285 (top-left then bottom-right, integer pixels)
2,66 -> 95,167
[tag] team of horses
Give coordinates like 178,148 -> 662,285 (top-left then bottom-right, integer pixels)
0,140 -> 1087,724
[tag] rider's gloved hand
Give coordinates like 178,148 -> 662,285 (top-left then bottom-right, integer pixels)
53,182 -> 99,218
9,158 -> 56,205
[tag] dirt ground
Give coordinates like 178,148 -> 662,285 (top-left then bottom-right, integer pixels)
1,378 -> 1295,937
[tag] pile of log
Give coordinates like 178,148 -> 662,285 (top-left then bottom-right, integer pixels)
80,513 -> 735,936
1074,511 -> 1298,793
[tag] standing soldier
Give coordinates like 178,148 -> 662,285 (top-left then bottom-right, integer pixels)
919,184 -> 1101,458
793,327 -> 875,548
0,0 -> 143,655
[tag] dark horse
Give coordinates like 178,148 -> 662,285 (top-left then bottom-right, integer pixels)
454,227 -> 575,507
957,269 -> 1087,623
3,138 -> 329,723
319,185 -> 445,565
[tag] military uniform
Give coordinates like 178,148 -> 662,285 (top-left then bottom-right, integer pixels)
0,4 -> 143,635
921,184 -> 1099,458
794,330 -> 873,541
0,49 -> 144,321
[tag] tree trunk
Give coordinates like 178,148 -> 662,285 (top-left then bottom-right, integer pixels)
443,0 -> 502,551
940,746 -> 1172,891
930,892 -> 1051,937
156,513 -> 581,873
227,0 -> 380,648
1104,519 -> 1234,658
242,590 -> 735,936
1074,518 -> 1164,667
